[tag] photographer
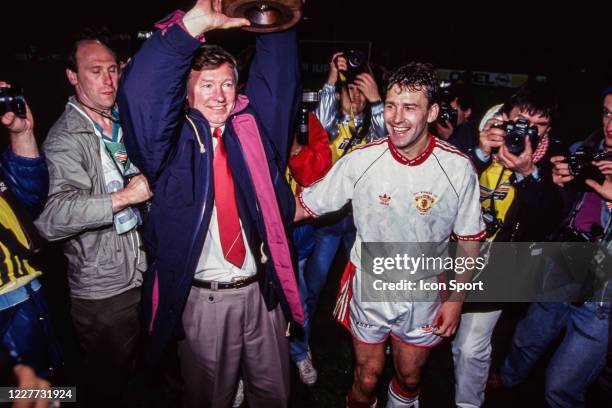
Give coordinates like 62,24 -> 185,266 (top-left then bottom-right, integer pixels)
434,82 -> 477,150
0,82 -> 62,381
452,82 -> 562,408
33,32 -> 152,407
316,51 -> 386,157
496,87 -> 612,408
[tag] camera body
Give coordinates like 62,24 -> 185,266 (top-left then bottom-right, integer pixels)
437,82 -> 458,128
566,147 -> 611,185
438,104 -> 458,128
482,207 -> 504,238
0,87 -> 26,118
491,118 -> 539,155
337,50 -> 368,83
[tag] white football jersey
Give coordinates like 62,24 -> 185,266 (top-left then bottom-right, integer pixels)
300,135 -> 486,269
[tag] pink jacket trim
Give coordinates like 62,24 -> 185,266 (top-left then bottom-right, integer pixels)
155,10 -> 206,42
232,113 -> 305,324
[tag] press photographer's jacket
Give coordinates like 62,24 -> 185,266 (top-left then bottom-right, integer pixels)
118,24 -> 301,365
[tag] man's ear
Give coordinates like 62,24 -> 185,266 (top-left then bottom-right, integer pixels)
427,102 -> 440,124
66,69 -> 78,86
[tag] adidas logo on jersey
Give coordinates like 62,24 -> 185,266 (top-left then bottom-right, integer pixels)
378,193 -> 391,205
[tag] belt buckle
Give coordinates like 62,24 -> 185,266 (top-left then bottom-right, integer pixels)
231,275 -> 251,289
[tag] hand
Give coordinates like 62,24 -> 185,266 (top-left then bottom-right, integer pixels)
182,0 -> 250,37
478,118 -> 505,156
432,301 -> 462,337
353,73 -> 381,103
435,120 -> 454,140
111,174 -> 153,213
593,158 -> 612,176
294,196 -> 308,221
1,81 -> 38,159
12,364 -> 51,408
586,174 -> 612,201
0,81 -> 34,136
495,136 -> 535,177
550,155 -> 574,187
124,174 -> 153,204
327,52 -> 346,86
290,134 -> 303,156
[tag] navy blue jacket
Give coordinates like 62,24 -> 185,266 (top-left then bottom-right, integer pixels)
118,24 -> 299,366
1,149 -> 48,218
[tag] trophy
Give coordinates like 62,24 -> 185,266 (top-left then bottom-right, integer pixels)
222,0 -> 303,33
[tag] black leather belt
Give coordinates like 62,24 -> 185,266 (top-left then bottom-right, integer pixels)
192,274 -> 259,290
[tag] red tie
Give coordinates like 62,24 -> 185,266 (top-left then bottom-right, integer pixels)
213,127 -> 247,268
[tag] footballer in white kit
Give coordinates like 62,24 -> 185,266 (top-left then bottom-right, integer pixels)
299,133 -> 484,346
296,62 -> 484,408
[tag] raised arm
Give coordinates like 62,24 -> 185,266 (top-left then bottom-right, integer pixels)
118,0 -> 249,183
0,83 -> 48,217
245,30 -> 301,169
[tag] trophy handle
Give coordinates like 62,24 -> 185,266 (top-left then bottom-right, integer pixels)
222,0 -> 303,33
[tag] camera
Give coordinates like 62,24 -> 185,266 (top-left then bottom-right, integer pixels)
438,105 -> 458,128
336,50 -> 368,83
437,82 -> 458,128
566,147 -> 611,186
297,91 -> 319,146
482,207 -> 504,238
491,118 -> 539,155
0,87 -> 26,118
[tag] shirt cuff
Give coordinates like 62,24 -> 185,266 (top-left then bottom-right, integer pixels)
474,147 -> 490,163
4,148 -> 45,167
371,100 -> 384,115
514,166 -> 540,183
155,10 -> 206,42
321,83 -> 335,93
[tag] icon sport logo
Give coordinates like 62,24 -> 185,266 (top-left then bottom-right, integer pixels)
413,191 -> 437,214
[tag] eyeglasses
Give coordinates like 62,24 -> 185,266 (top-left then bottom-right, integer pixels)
603,108 -> 612,122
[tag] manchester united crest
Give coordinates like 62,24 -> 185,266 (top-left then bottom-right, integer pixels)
413,191 -> 437,214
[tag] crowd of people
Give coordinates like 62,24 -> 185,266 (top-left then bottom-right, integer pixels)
0,1 -> 610,407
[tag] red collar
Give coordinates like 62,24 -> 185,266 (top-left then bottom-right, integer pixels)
387,134 -> 436,166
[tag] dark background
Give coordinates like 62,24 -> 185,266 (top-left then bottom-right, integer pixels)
0,1 -> 610,406
1,0 -> 611,144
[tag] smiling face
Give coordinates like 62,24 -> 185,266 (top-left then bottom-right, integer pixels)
384,84 -> 439,158
187,62 -> 237,127
66,40 -> 118,110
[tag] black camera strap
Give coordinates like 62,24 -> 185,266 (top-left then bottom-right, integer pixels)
488,168 -> 506,217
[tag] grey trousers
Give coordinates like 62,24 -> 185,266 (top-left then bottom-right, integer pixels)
178,282 -> 290,408
71,287 -> 141,407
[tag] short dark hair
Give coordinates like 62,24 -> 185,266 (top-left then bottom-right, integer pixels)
66,27 -> 116,72
501,81 -> 557,122
602,85 -> 612,102
386,62 -> 439,106
449,83 -> 475,112
191,45 -> 239,83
